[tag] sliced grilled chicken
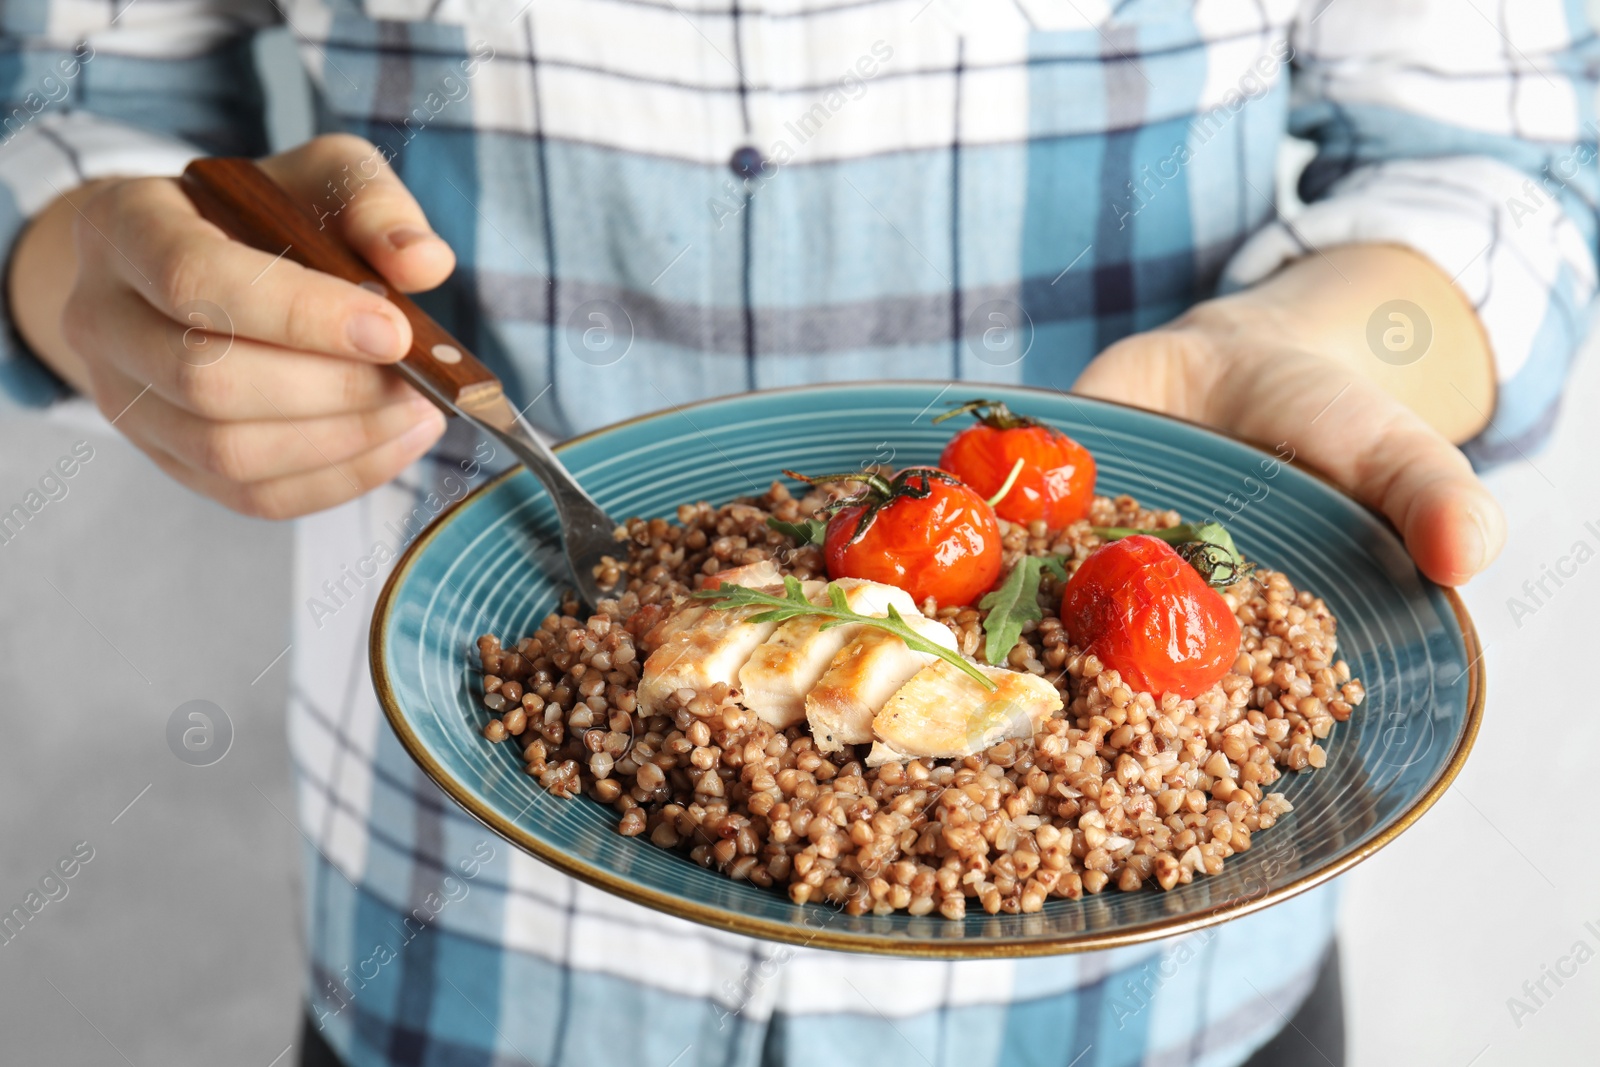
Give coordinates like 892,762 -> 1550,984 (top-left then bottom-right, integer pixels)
805,616 -> 960,753
866,660 -> 1063,765
637,570 -> 820,714
699,559 -> 783,590
641,558 -> 789,651
639,568 -> 1060,759
739,578 -> 917,728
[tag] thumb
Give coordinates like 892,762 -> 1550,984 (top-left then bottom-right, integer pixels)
1304,402 -> 1507,588
259,133 -> 456,294
1074,330 -> 1506,587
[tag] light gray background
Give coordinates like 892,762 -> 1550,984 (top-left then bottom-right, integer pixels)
1,27 -> 1595,1067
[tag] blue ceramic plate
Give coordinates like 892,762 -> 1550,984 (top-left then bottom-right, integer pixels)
370,382 -> 1482,957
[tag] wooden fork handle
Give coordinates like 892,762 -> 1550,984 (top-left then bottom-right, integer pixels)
179,157 -> 503,413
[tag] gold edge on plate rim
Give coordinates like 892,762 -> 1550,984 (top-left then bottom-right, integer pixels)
367,381 -> 1488,959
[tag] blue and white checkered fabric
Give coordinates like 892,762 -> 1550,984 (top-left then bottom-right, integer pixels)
2,0 -> 1595,1063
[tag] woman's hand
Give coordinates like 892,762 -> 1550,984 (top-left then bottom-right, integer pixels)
1074,245 -> 1507,588
8,133 -> 456,519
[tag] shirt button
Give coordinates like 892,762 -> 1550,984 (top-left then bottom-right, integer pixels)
729,146 -> 766,180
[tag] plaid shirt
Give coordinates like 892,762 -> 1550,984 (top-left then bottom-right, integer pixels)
3,1 -> 1596,1064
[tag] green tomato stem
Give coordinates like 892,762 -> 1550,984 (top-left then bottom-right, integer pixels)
1090,522 -> 1250,589
932,398 -> 1040,431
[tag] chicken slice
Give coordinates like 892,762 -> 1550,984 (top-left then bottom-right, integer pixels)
641,558 -> 787,651
699,559 -> 783,590
637,577 -> 822,714
739,579 -> 918,728
866,661 -> 1063,766
805,616 -> 960,753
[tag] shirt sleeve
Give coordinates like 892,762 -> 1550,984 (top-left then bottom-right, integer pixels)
0,0 -> 277,410
1222,0 -> 1600,468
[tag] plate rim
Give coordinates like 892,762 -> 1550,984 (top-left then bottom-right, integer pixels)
368,381 -> 1486,958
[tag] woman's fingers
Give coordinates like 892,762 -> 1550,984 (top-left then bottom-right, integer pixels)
68,284 -> 418,420
258,134 -> 456,294
80,176 -> 413,362
1075,329 -> 1506,586
54,134 -> 463,522
140,417 -> 446,520
1200,340 -> 1506,586
93,364 -> 445,486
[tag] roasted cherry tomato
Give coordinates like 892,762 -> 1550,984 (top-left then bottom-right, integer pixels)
1061,534 -> 1241,699
793,467 -> 1002,607
935,399 -> 1096,528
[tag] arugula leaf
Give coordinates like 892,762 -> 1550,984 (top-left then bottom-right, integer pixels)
827,583 -> 851,613
693,578 -> 997,690
978,556 -> 1064,666
765,516 -> 828,547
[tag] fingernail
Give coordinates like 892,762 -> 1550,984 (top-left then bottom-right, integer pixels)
388,226 -> 435,251
1467,505 -> 1502,573
348,312 -> 403,358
